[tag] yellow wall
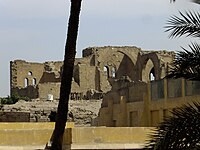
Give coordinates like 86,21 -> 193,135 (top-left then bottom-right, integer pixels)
0,122 -> 153,149
0,122 -> 74,146
69,127 -> 153,149
97,78 -> 200,127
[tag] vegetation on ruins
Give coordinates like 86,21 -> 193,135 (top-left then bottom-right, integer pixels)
51,0 -> 82,149
166,0 -> 200,80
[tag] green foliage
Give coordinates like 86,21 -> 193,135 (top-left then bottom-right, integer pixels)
165,11 -> 200,38
144,102 -> 200,150
165,2 -> 200,80
0,94 -> 30,105
167,43 -> 200,80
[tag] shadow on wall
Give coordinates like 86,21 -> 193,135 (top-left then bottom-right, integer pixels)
11,86 -> 39,99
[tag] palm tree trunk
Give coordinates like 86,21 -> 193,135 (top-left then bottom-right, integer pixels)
51,0 -> 82,149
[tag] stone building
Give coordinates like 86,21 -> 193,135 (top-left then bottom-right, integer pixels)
96,78 -> 200,127
10,46 -> 175,100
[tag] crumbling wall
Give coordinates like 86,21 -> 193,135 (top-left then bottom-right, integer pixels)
79,64 -> 96,92
38,83 -> 61,100
10,46 -> 175,100
128,82 -> 147,102
10,60 -> 44,89
10,60 -> 44,98
12,86 -> 38,99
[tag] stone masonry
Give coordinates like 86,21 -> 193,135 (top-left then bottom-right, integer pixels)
10,46 -> 175,100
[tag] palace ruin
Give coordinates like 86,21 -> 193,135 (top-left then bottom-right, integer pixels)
10,46 -> 175,100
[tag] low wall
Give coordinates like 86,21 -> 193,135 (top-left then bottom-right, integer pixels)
69,127 -> 153,150
0,111 -> 30,122
0,122 -> 153,150
0,122 -> 74,130
0,122 -> 74,147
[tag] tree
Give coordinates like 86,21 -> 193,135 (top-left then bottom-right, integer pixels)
165,1 -> 200,80
51,0 -> 82,149
166,42 -> 200,80
144,103 -> 200,150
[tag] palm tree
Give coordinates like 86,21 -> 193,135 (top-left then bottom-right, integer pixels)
166,43 -> 200,80
51,0 -> 82,149
144,103 -> 200,150
144,1 -> 200,149
165,2 -> 200,80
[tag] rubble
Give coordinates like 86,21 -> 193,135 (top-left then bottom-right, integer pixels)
0,99 -> 102,126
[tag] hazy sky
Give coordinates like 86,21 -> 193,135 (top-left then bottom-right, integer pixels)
0,0 -> 199,96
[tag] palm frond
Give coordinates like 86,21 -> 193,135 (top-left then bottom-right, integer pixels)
165,11 -> 200,38
170,0 -> 200,5
192,0 -> 200,4
166,43 -> 200,80
144,102 -> 200,150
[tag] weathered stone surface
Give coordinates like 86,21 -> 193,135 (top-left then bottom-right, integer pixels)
0,99 -> 102,126
8,46 -> 176,127
10,46 -> 175,100
0,111 -> 30,122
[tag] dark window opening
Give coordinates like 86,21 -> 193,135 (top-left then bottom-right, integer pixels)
104,66 -> 109,78
149,67 -> 155,81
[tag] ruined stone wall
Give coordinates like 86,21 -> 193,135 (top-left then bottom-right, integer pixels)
12,86 -> 38,99
0,111 -> 30,122
87,46 -> 140,81
10,46 -> 175,100
79,64 -> 96,92
41,61 -> 63,83
38,83 -> 61,100
83,46 -> 174,83
10,60 -> 44,89
10,60 -> 44,98
128,82 -> 147,102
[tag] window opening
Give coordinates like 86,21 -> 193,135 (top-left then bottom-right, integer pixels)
28,71 -> 32,76
111,67 -> 116,78
149,67 -> 155,81
24,78 -> 29,87
32,78 -> 36,85
104,66 -> 109,78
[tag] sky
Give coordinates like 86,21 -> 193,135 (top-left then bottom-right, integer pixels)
0,0 -> 199,96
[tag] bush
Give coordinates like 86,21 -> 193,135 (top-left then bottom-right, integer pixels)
0,94 -> 31,105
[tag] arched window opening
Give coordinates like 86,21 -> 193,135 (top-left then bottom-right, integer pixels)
28,71 -> 32,76
104,66 -> 109,78
111,67 -> 116,78
149,67 -> 155,81
142,59 -> 155,82
24,78 -> 29,87
32,78 -> 36,85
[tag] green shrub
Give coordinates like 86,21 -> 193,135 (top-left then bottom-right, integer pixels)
0,94 -> 31,105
